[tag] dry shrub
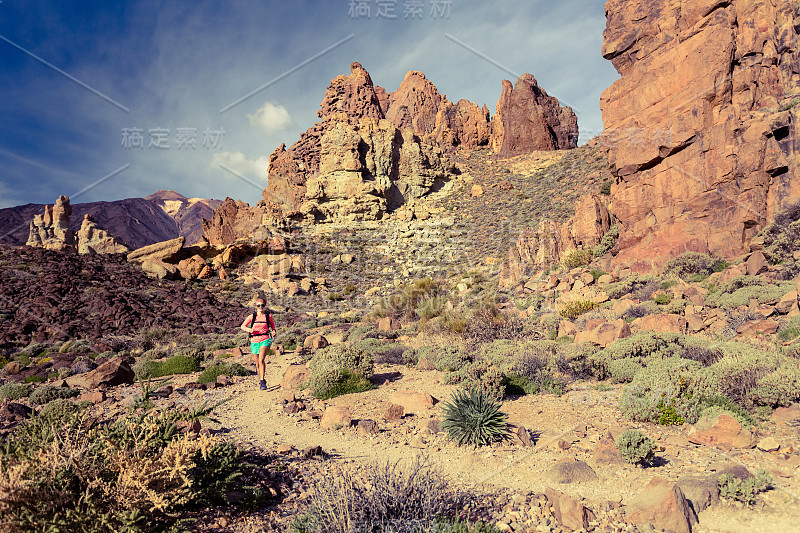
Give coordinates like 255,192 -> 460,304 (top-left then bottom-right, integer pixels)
292,456 -> 459,533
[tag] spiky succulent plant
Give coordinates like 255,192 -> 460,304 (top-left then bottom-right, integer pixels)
440,387 -> 510,447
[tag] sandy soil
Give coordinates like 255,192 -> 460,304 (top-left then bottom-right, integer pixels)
204,351 -> 800,533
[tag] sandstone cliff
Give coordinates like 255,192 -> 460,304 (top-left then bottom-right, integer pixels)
600,0 -> 800,271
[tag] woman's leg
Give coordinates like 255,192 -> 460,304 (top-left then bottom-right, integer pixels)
257,344 -> 269,381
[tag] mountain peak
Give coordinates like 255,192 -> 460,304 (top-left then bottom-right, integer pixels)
145,190 -> 188,202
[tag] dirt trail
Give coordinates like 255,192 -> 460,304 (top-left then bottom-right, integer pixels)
208,353 -> 800,533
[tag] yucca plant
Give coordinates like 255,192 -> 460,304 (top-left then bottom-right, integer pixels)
440,387 -> 510,447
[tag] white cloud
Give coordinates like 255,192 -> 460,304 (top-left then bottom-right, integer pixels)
210,151 -> 269,191
247,101 -> 292,135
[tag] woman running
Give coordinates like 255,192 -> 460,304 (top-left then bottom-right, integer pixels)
240,297 -> 276,390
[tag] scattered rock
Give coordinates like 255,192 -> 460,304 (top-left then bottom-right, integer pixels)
574,319 -> 630,347
71,358 -> 134,389
303,334 -> 329,350
544,488 -> 596,531
676,475 -> 720,513
593,431 -> 626,465
547,458 -> 598,484
281,364 -> 311,390
384,403 -> 404,421
757,436 -> 780,452
357,419 -> 379,436
390,391 -> 437,414
626,476 -> 697,533
687,414 -> 755,451
377,316 -> 401,332
320,406 -> 352,430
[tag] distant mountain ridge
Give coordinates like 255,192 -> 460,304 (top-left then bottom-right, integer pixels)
0,190 -> 221,249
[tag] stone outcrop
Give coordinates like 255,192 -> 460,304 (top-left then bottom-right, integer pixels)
201,198 -> 262,246
384,70 -> 492,151
261,63 -> 456,224
491,74 -> 578,157
600,0 -> 800,270
27,196 -> 75,252
127,236 -> 185,263
76,214 -> 129,255
498,194 -> 615,289
27,196 -> 129,255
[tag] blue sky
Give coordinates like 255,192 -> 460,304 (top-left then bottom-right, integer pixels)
0,0 -> 619,208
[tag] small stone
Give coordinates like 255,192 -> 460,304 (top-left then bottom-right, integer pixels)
757,436 -> 780,452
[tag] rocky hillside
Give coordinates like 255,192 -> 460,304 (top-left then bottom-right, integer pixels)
600,0 -> 800,270
0,244 -> 245,354
0,190 -> 220,249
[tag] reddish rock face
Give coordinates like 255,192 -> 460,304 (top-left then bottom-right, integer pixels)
601,0 -> 800,270
201,197 -> 259,246
491,74 -> 578,157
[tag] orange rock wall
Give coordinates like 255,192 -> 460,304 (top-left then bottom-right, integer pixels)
601,0 -> 800,271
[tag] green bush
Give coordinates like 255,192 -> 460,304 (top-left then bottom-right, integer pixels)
446,361 -> 506,402
0,398 -> 266,532
306,345 -> 376,399
0,382 -> 31,400
616,430 -> 655,465
29,385 -> 80,405
440,388 -> 510,447
662,252 -> 719,279
600,179 -> 613,195
718,470 -> 772,505
619,358 -> 701,424
606,274 -> 658,300
373,277 -> 449,320
151,355 -> 201,378
760,200 -> 800,272
560,299 -> 599,320
705,276 -> 795,308
197,362 -> 250,384
311,367 -> 375,400
414,345 -> 470,372
561,249 -> 591,269
592,224 -> 619,257
653,293 -> 671,305
778,316 -> 800,342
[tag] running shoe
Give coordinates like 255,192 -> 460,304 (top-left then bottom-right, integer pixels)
259,379 -> 267,390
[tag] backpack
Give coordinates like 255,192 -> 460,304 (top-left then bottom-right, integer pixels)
248,310 -> 272,338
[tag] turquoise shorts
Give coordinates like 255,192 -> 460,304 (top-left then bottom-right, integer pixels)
250,338 -> 272,354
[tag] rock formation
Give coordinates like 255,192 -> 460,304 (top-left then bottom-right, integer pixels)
260,62 -> 455,224
204,62 -> 581,244
27,196 -> 128,255
201,197 -> 262,246
600,0 -> 800,271
76,214 -> 129,255
3,194 -> 218,249
26,195 -> 75,252
491,74 -> 579,157
498,194 -> 614,290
